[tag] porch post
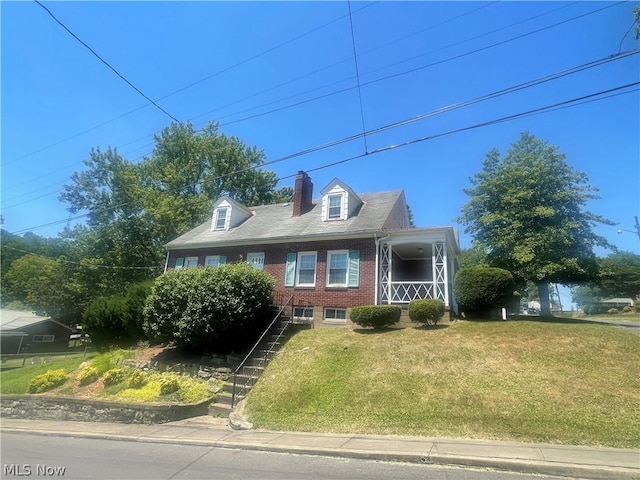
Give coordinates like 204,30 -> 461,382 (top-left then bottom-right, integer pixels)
379,242 -> 392,304
431,243 -> 437,300
433,241 -> 447,305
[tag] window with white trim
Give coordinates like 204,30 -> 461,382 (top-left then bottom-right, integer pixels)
247,252 -> 265,270
293,306 -> 314,319
295,252 -> 317,286
327,194 -> 343,219
205,255 -> 226,268
184,257 -> 199,268
214,207 -> 228,230
327,250 -> 349,287
32,335 -> 55,342
324,307 -> 347,323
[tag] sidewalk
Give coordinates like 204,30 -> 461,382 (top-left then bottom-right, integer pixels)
1,416 -> 638,480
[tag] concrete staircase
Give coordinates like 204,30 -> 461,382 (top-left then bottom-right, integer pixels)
209,317 -> 291,417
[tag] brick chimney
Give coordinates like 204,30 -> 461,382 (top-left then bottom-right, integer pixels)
293,171 -> 313,217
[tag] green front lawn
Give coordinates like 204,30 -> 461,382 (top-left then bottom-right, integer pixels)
246,318 -> 640,448
1,354 -> 96,394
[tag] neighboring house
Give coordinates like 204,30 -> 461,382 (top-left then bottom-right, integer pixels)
165,171 -> 460,327
0,310 -> 76,354
598,298 -> 635,309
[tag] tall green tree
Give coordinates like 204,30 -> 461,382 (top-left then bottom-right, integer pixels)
0,230 -> 70,307
56,121 -> 292,317
140,122 -> 291,239
458,132 -> 613,316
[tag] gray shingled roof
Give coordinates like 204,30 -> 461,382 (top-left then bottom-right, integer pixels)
166,190 -> 403,249
0,310 -> 74,332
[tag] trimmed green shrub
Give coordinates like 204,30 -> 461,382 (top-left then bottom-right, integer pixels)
143,263 -> 275,352
607,308 -> 619,315
102,368 -> 129,386
27,369 -> 68,393
453,266 -> 517,318
622,305 -> 632,313
78,366 -> 100,386
409,299 -> 445,326
350,305 -> 401,330
81,281 -> 153,350
158,374 -> 180,395
634,304 -> 640,313
126,370 -> 148,389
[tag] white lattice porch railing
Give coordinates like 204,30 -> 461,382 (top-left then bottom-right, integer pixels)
389,281 -> 436,303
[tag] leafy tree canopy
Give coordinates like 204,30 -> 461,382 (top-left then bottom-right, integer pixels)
571,251 -> 640,306
458,132 -> 613,316
5,121 -> 293,323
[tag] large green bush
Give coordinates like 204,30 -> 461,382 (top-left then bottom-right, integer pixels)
350,305 -> 401,330
143,263 -> 275,351
81,281 -> 153,350
453,266 -> 517,318
408,299 -> 445,326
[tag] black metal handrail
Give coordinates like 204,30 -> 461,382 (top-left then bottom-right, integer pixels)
230,294 -> 295,408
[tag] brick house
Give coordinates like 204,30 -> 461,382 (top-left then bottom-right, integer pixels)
164,171 -> 460,327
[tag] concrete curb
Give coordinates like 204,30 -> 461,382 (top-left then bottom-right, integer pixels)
3,426 -> 638,480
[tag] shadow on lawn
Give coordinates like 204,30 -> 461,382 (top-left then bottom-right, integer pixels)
352,324 -> 449,334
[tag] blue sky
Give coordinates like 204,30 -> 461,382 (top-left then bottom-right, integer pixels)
2,0 -> 639,266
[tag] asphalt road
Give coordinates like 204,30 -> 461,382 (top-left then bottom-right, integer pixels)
1,433 -> 564,480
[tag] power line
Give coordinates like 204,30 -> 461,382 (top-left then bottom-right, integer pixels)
6,0 -> 562,169
2,245 -> 162,271
8,81 -> 637,236
11,2 -> 378,165
4,49 -> 638,208
347,0 -> 369,153
33,0 -> 180,123
5,0 -> 602,187
213,2 -> 623,129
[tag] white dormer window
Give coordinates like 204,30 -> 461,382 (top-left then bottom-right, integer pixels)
320,178 -> 363,222
214,207 -> 228,230
328,194 -> 343,220
210,196 -> 252,231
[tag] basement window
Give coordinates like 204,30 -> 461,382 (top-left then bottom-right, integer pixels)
324,307 -> 347,323
293,306 -> 314,320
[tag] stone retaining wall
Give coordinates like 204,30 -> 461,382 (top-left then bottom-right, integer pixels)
0,394 -> 213,424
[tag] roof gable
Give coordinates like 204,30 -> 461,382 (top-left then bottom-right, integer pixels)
210,196 -> 253,231
319,178 -> 363,221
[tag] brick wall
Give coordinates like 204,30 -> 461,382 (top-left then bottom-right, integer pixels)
167,237 -> 378,326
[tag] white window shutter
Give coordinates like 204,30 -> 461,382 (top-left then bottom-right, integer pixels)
285,253 -> 297,286
348,250 -> 360,287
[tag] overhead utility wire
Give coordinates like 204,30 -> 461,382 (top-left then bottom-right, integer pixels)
33,0 -> 180,123
13,2 -> 377,164
3,49 -> 637,209
188,0 -> 502,125
9,81 -> 637,236
347,0 -> 369,153
5,0 -> 580,178
2,245 -> 161,271
111,1 -> 583,161
5,0 -> 523,170
215,1 -> 622,128
303,82 -> 640,175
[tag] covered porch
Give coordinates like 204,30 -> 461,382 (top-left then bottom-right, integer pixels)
376,229 -> 459,311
